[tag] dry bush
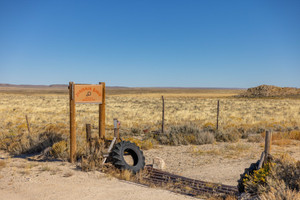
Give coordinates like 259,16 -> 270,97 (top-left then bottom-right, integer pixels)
0,130 -> 66,155
289,130 -> 300,140
214,130 -> 240,142
50,140 -> 68,159
123,137 -> 156,150
260,182 -> 300,200
271,154 -> 300,191
80,139 -> 105,171
101,164 -> 145,183
244,154 -> 300,198
247,135 -> 263,143
154,124 -> 215,145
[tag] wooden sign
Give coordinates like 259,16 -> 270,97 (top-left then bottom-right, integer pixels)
74,84 -> 103,104
69,82 -> 105,163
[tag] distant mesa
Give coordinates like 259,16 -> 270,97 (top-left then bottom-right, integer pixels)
239,85 -> 300,98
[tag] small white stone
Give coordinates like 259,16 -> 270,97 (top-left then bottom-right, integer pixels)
152,157 -> 166,170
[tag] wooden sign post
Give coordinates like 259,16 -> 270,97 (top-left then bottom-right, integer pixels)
69,82 -> 105,163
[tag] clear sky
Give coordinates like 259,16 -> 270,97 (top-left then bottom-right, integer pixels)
0,0 -> 299,88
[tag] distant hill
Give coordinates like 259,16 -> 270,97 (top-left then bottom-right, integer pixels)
0,83 -> 243,96
239,85 -> 300,98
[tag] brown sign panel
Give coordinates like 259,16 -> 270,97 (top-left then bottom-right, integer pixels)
74,84 -> 103,104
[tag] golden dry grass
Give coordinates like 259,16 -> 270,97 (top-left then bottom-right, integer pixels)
0,87 -> 300,156
1,89 -> 299,135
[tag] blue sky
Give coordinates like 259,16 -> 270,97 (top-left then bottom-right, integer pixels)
0,0 -> 299,88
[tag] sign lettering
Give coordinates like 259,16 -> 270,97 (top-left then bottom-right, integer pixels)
74,84 -> 103,104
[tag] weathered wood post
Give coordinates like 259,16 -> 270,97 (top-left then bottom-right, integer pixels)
162,96 -> 165,133
216,100 -> 220,130
264,131 -> 272,159
25,115 -> 31,134
113,118 -> 120,142
69,82 -> 76,163
86,124 -> 92,154
99,82 -> 106,139
258,130 -> 272,168
86,124 -> 91,142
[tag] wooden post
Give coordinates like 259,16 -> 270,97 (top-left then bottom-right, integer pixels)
113,118 -> 119,141
69,82 -> 76,163
117,121 -> 120,142
86,124 -> 91,154
216,100 -> 220,130
264,131 -> 272,158
86,124 -> 91,142
99,82 -> 106,139
258,152 -> 265,169
162,96 -> 165,133
25,115 -> 31,134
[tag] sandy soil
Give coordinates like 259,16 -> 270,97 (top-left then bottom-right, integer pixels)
1,140 -> 299,200
0,151 -> 195,200
144,140 -> 300,186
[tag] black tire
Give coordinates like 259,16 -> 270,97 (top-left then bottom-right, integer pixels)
110,141 -> 145,173
237,160 -> 260,193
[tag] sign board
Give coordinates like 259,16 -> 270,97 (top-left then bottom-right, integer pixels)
74,84 -> 103,104
69,82 -> 105,163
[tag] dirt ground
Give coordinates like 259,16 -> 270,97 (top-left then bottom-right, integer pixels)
144,140 -> 300,186
0,151 -> 196,200
0,140 -> 299,200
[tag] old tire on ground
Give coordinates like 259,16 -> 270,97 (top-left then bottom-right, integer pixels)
110,141 -> 145,173
237,160 -> 260,193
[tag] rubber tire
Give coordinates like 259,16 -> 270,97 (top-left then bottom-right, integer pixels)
237,160 -> 260,193
110,141 -> 145,173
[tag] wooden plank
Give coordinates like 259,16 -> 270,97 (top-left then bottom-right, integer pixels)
102,137 -> 117,164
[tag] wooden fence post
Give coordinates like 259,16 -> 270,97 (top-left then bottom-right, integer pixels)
113,118 -> 120,141
99,82 -> 106,139
25,115 -> 31,134
162,96 -> 165,133
86,124 -> 91,154
216,100 -> 220,130
69,82 -> 76,163
264,131 -> 272,160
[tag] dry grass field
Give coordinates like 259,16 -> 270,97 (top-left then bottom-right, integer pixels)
0,86 -> 299,139
0,86 -> 299,199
